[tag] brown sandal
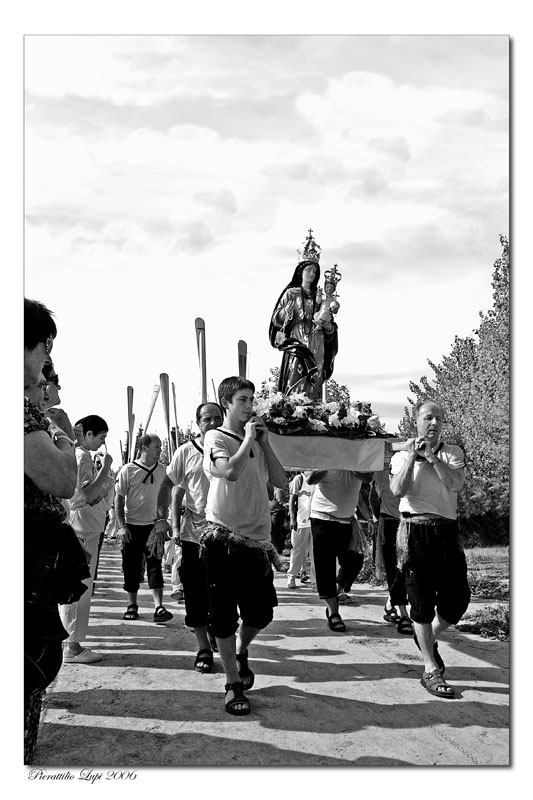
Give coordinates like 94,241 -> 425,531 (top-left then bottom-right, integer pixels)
420,670 -> 456,699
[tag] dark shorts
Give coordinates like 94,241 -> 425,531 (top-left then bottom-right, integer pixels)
205,537 -> 278,639
404,519 -> 471,625
121,524 -> 163,593
180,540 -> 210,629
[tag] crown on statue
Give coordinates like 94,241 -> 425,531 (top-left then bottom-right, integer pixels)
297,228 -> 321,265
324,264 -> 342,291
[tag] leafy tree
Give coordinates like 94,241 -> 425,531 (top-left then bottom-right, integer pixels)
325,379 -> 351,405
399,235 -> 509,545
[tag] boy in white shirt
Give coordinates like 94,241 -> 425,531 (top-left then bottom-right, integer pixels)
202,377 -> 286,716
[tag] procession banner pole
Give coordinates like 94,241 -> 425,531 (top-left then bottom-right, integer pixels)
144,384 -> 160,433
194,317 -> 208,403
172,382 -> 179,442
211,378 -> 217,403
238,340 -> 247,379
160,373 -> 173,457
127,386 -> 134,462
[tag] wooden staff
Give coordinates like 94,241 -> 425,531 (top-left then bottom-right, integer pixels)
195,317 -> 207,403
211,378 -> 217,404
144,384 -> 160,433
160,373 -> 173,457
127,386 -> 134,462
238,340 -> 247,379
172,381 -> 179,439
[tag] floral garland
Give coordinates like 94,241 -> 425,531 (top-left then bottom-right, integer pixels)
254,392 -> 391,439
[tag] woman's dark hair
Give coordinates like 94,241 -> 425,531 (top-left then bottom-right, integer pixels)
287,260 -> 321,293
24,298 -> 57,350
75,415 -> 109,435
217,377 -> 255,414
195,402 -> 224,423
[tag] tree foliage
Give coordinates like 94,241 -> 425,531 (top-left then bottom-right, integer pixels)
399,235 -> 509,544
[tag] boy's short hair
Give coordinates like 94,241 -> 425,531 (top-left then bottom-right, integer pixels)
138,433 -> 160,449
195,401 -> 224,423
76,415 -> 109,435
218,377 -> 255,414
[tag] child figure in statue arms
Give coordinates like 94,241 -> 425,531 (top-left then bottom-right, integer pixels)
314,264 -> 342,331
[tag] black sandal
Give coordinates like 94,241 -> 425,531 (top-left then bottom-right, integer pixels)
236,650 -> 255,690
326,609 -> 346,632
397,615 -> 413,635
194,649 -> 213,674
224,681 -> 250,716
384,604 -> 400,623
420,670 -> 456,699
123,604 -> 139,620
413,632 -> 445,674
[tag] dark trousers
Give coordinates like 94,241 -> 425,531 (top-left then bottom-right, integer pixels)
180,540 -> 210,629
311,518 -> 363,599
270,509 -> 287,554
121,524 -> 163,593
381,516 -> 408,606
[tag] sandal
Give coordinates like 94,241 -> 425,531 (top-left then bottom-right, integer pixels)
397,615 -> 413,635
326,609 -> 346,632
194,648 -> 213,674
383,604 -> 400,623
413,632 -> 445,674
123,604 -> 139,620
236,650 -> 255,690
153,605 -> 173,624
224,681 -> 250,716
420,669 -> 456,699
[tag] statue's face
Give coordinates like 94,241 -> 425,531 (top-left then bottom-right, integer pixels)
301,264 -> 317,284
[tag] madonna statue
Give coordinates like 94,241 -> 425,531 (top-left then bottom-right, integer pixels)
269,230 -> 338,401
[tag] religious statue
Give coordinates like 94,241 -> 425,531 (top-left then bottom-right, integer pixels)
269,230 -> 340,401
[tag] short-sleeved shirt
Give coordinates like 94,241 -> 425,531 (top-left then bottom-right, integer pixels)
310,470 -> 362,523
203,427 -> 271,542
372,468 -> 400,519
69,447 -> 110,533
115,460 -> 167,526
389,443 -> 465,520
166,439 -> 209,543
289,474 -> 314,527
24,397 -> 67,522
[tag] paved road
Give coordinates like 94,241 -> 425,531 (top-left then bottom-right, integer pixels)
35,542 -> 509,767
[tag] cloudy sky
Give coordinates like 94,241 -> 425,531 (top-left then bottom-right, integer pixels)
24,33 -> 508,461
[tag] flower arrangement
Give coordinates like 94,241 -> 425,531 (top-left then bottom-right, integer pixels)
254,392 -> 391,439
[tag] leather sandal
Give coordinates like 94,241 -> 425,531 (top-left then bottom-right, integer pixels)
224,681 -> 250,716
420,670 -> 456,699
397,615 -> 413,635
326,609 -> 346,632
123,604 -> 139,620
236,650 -> 255,689
194,649 -> 213,674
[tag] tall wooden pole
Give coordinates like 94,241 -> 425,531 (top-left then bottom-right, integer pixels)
172,382 -> 179,444
160,373 -> 173,457
127,386 -> 134,462
144,384 -> 160,433
238,340 -> 247,379
195,318 -> 207,403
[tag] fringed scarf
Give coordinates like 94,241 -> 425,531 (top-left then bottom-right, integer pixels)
200,522 -> 284,573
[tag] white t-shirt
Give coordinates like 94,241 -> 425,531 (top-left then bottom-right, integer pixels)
203,427 -> 271,542
389,443 -> 465,520
310,470 -> 362,523
69,447 -> 108,534
372,468 -> 400,519
289,474 -> 314,527
115,460 -> 167,526
166,439 -> 209,544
